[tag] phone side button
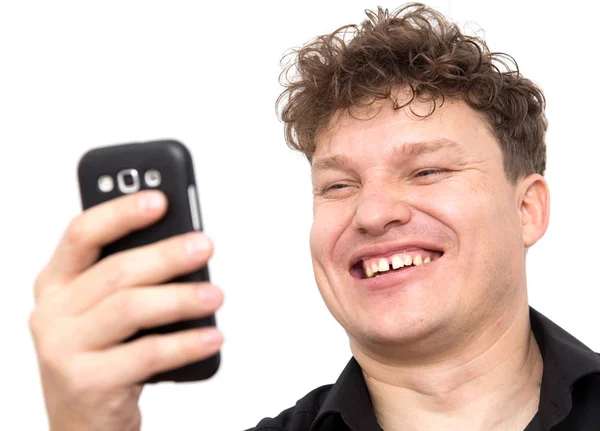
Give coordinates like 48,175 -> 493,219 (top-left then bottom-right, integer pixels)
187,185 -> 202,231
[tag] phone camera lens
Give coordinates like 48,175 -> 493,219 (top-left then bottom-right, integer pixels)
97,175 -> 114,193
144,169 -> 161,187
117,169 -> 140,194
123,174 -> 135,186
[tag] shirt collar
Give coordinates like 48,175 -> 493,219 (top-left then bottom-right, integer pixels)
529,306 -> 600,428
311,306 -> 600,431
310,357 -> 381,431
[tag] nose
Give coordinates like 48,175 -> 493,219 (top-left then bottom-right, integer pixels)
352,181 -> 412,235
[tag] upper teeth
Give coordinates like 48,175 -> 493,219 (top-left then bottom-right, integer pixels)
378,259 -> 389,272
362,253 -> 435,278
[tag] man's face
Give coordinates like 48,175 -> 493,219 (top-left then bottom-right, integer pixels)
310,94 -> 530,355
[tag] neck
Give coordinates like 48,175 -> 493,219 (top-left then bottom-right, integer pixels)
352,300 -> 543,431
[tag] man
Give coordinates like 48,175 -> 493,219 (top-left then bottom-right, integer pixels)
29,3 -> 600,431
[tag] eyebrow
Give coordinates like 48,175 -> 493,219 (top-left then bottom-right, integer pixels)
311,138 -> 466,173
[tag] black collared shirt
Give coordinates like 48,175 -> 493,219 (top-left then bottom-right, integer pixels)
246,307 -> 600,430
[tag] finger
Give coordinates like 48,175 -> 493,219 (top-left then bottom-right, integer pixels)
78,283 -> 224,348
84,327 -> 223,387
42,191 -> 168,288
67,232 -> 213,314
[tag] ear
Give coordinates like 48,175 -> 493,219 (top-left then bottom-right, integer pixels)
517,174 -> 550,247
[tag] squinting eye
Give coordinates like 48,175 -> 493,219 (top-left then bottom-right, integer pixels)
325,184 -> 349,192
416,169 -> 443,177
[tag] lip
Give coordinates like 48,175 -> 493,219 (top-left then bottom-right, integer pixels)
356,255 -> 440,291
348,241 -> 445,270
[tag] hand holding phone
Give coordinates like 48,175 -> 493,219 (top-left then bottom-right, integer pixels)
29,140 -> 223,431
78,139 -> 221,383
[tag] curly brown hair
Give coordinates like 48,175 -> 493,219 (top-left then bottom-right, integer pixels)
276,3 -> 547,183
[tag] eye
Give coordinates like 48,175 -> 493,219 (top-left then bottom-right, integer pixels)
415,169 -> 444,177
325,183 -> 349,191
315,182 -> 356,198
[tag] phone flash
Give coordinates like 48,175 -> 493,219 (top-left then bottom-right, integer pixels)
144,169 -> 161,187
98,175 -> 114,193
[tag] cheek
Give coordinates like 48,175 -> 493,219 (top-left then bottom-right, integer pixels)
309,222 -> 326,261
414,178 -> 513,248
418,179 -> 522,275
414,179 -> 484,230
310,202 -> 346,260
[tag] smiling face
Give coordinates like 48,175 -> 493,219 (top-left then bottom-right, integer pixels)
310,94 -> 540,358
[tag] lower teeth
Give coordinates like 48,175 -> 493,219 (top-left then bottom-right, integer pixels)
372,264 -> 415,277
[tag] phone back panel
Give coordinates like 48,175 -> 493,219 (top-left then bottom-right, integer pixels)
78,140 -> 219,383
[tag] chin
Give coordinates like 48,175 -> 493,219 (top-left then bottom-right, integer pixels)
319,268 -> 458,347
347,305 -> 449,350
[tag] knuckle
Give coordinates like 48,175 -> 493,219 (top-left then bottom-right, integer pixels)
37,342 -> 66,373
33,270 -> 48,300
138,337 -> 163,372
172,286 -> 194,312
29,312 -> 80,374
179,333 -> 202,358
33,268 -> 62,302
36,336 -> 70,371
158,238 -> 181,266
27,309 -> 43,338
146,242 -> 181,277
112,290 -> 135,317
101,254 -> 128,288
64,214 -> 88,247
107,291 -> 140,334
66,360 -> 97,397
137,332 -> 201,374
165,285 -> 204,320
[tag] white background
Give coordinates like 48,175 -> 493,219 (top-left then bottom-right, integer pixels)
1,0 -> 598,429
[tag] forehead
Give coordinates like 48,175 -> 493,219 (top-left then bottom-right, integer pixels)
312,97 -> 498,165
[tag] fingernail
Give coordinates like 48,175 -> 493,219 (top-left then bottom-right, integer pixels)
201,328 -> 223,345
138,192 -> 165,211
185,234 -> 211,255
197,286 -> 220,304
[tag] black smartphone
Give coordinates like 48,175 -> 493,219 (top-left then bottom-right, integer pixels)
77,139 -> 220,383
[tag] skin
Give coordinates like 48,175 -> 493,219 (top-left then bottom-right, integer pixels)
30,191 -> 224,431
29,90 -> 548,430
310,91 -> 550,430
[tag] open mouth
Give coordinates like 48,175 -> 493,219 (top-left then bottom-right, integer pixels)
350,250 -> 444,280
